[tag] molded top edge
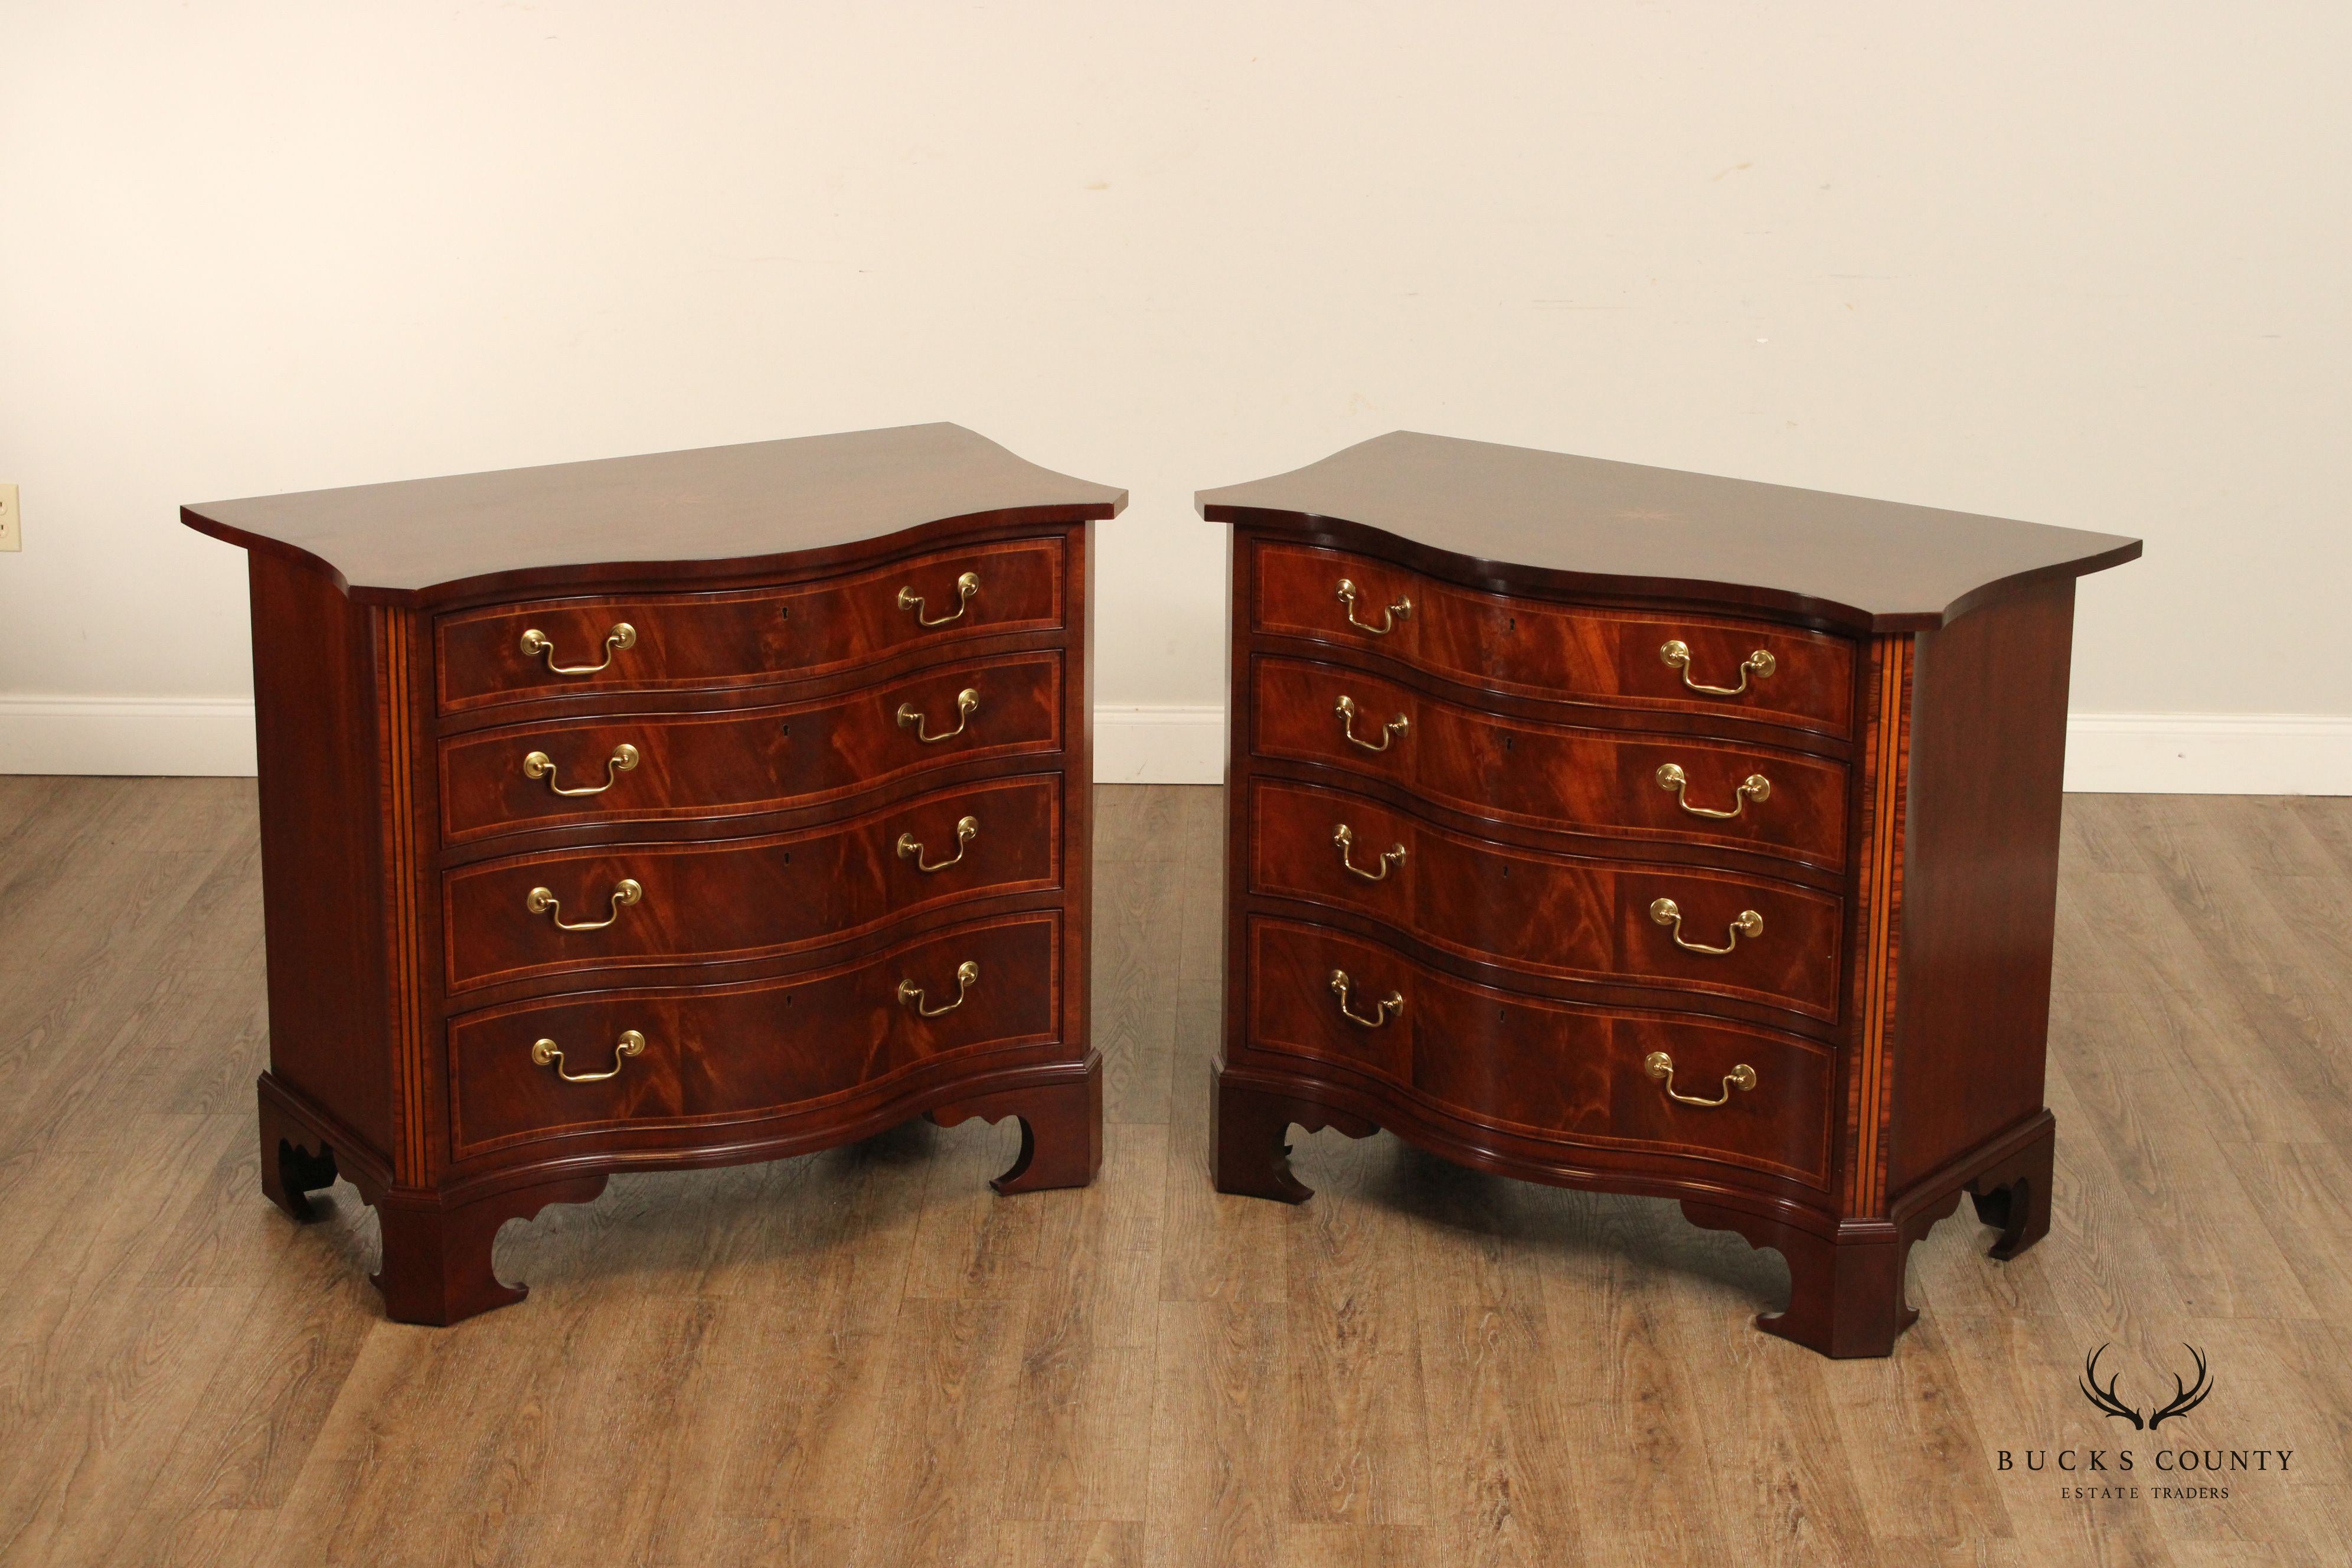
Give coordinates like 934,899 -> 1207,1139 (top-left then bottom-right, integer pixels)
183,423 -> 1128,599
1197,432 -> 2139,630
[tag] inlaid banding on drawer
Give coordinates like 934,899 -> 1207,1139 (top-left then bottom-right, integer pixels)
1246,918 -> 1833,1187
435,537 -> 1065,713
1254,543 -> 1855,737
439,652 -> 1063,842
447,913 -> 1061,1159
1249,782 -> 1843,1022
443,775 -> 1061,991
1252,656 -> 1849,870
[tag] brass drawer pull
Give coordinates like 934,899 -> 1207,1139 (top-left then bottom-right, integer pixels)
522,742 -> 639,797
1337,577 -> 1410,635
1332,823 -> 1405,881
1335,694 -> 1409,753
518,622 -> 636,675
1328,968 -> 1404,1028
525,877 -> 642,932
1655,763 -> 1771,820
899,959 -> 979,1018
899,815 -> 979,873
899,571 -> 980,628
898,688 -> 979,744
1661,639 -> 1775,697
531,1028 -> 646,1084
1644,1050 -> 1756,1108
1649,897 -> 1763,955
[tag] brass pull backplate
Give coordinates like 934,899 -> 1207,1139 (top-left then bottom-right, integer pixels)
532,1028 -> 647,1083
898,688 -> 979,744
899,571 -> 981,628
899,959 -> 981,1018
519,621 -> 636,675
1661,638 -> 1775,697
522,742 -> 640,798
1645,1050 -> 1757,1108
898,815 -> 979,873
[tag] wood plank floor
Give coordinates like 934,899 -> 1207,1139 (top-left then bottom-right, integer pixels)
1,779 -> 2347,1566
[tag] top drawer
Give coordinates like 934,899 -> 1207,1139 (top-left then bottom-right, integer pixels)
436,537 -> 1065,714
1253,543 -> 1854,739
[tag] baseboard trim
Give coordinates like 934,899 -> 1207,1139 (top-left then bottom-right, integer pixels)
1093,705 -> 1225,785
0,695 -> 260,777
2060,711 -> 2352,795
4,696 -> 2345,793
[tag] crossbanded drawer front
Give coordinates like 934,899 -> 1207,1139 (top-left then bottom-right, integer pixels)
442,775 -> 1060,991
1253,542 -> 1854,738
1248,782 -> 1842,1023
447,912 -> 1061,1158
435,537 -> 1065,713
1246,918 -> 1833,1187
1252,656 -> 1848,871
439,652 -> 1062,842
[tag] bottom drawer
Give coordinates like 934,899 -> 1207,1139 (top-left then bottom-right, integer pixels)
1247,918 -> 1832,1187
449,912 -> 1060,1158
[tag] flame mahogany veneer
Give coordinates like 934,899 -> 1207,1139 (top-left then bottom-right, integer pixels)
1201,433 -> 2139,1358
187,424 -> 1122,1325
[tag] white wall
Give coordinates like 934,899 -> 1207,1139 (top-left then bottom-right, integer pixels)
4,2 -> 2347,788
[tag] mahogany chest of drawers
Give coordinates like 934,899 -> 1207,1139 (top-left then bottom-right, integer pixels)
185,424 -> 1122,1324
1201,433 -> 2138,1357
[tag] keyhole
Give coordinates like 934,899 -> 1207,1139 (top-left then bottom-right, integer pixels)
1504,736 -> 1515,752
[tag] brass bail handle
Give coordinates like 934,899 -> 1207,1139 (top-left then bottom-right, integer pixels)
1660,639 -> 1776,697
1336,577 -> 1411,635
898,959 -> 980,1018
522,742 -> 640,797
1645,1050 -> 1757,1108
520,621 -> 636,675
898,815 -> 979,873
899,571 -> 981,628
1649,897 -> 1763,956
898,688 -> 979,744
532,1028 -> 648,1083
526,877 -> 643,931
1328,968 -> 1404,1028
1335,694 -> 1409,753
1332,823 -> 1406,881
1655,763 -> 1772,821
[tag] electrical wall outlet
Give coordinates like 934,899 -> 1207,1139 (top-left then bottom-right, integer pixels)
0,484 -> 18,550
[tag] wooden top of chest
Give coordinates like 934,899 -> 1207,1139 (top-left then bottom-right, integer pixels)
1198,432 -> 2138,631
183,423 -> 1128,604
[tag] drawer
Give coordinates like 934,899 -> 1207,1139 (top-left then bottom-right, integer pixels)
1254,543 -> 1854,737
1247,918 -> 1833,1187
439,652 -> 1063,843
1253,656 -> 1848,870
435,537 -> 1065,713
1248,782 -> 1843,1022
447,912 -> 1060,1159
443,774 -> 1061,991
